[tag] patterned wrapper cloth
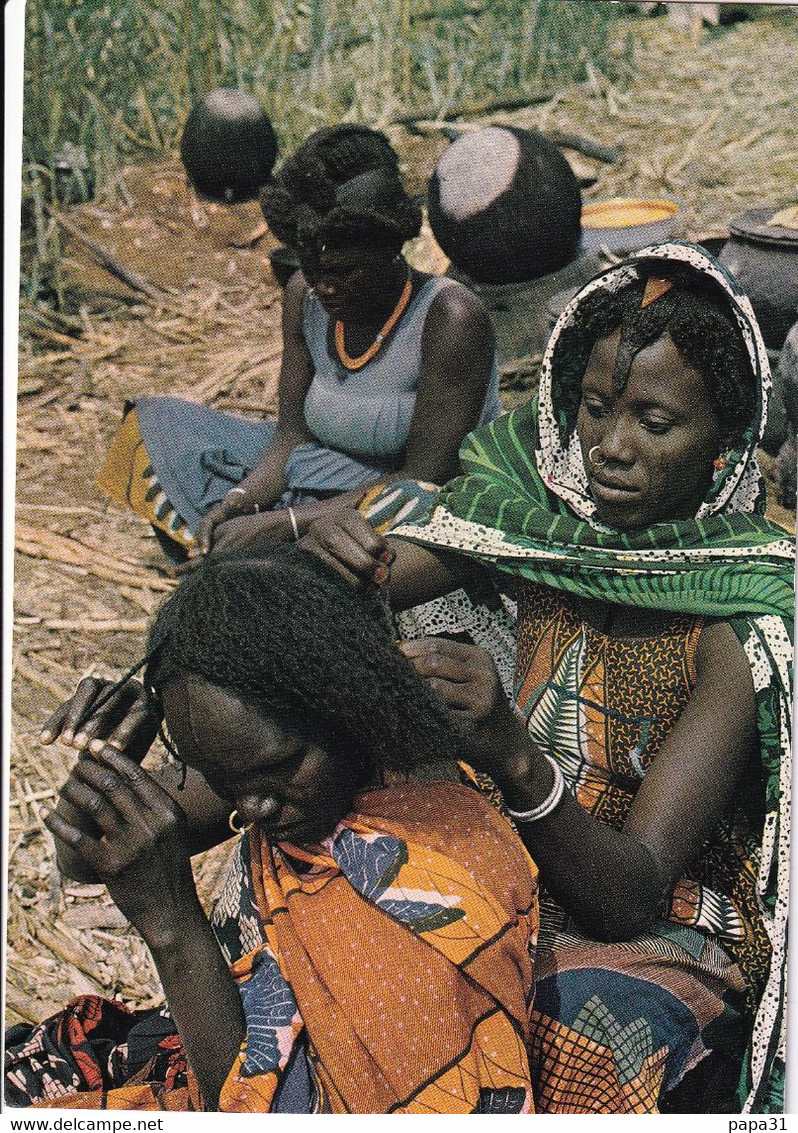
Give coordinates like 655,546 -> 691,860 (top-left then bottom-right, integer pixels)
5,783 -> 538,1114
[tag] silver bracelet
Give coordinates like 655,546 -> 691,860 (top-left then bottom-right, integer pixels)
287,506 -> 300,542
505,755 -> 566,823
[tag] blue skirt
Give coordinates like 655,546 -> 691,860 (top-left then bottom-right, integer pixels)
98,396 -> 440,551
133,396 -> 396,533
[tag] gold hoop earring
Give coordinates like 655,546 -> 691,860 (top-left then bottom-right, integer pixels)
588,445 -> 606,468
228,810 -> 252,835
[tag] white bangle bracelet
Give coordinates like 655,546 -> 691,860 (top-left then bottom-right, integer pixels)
287,506 -> 300,542
505,755 -> 566,823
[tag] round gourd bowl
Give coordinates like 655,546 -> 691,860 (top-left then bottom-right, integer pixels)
580,197 -> 683,254
180,88 -> 277,204
428,125 -> 583,284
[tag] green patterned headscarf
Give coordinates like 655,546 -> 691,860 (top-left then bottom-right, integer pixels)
406,396 -> 792,619
392,242 -> 793,1113
396,242 -> 793,621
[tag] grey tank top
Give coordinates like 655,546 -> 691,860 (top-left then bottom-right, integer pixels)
301,276 -> 502,463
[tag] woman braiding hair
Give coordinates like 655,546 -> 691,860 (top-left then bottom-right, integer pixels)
303,242 -> 793,1114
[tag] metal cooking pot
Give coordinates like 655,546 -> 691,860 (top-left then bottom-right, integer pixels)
719,207 -> 798,351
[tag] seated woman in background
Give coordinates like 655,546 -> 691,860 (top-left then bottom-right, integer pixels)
5,550 -> 537,1114
99,124 -> 500,562
304,243 -> 794,1114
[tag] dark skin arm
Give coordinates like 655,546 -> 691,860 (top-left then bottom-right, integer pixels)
195,270 -> 316,555
394,282 -> 496,483
301,507 -> 473,609
203,280 -> 497,554
400,619 -> 757,941
44,744 -> 244,1109
41,678 -> 231,883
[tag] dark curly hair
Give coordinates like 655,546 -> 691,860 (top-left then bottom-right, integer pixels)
260,125 -> 421,257
143,547 -> 460,782
551,259 -> 757,443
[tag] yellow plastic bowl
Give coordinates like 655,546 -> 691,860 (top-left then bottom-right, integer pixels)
582,197 -> 679,229
580,197 -> 682,253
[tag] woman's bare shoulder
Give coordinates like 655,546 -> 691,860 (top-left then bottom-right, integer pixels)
427,276 -> 490,321
422,278 -> 494,358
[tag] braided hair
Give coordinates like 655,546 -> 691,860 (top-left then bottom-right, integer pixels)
260,124 -> 421,256
551,260 -> 757,443
144,548 -> 461,782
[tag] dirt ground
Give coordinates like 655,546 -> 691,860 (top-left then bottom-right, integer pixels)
7,11 -> 796,1028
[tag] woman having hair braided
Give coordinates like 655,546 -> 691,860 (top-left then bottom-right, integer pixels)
99,124 -> 500,562
6,549 -> 537,1114
303,243 -> 793,1113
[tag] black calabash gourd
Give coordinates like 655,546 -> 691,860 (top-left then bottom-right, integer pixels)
180,88 -> 278,205
427,126 -> 582,285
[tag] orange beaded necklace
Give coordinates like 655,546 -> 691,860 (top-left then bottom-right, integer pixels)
334,274 -> 413,372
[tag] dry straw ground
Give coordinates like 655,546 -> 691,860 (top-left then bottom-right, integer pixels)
8,10 -> 797,1027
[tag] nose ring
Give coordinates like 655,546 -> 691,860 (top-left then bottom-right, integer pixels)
588,445 -> 606,468
228,809 -> 253,835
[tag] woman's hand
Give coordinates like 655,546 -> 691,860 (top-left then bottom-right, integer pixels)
195,490 -> 253,557
301,508 -> 395,591
46,745 -> 248,1106
41,677 -> 163,884
190,270 -> 316,563
397,638 -> 531,783
210,509 -> 294,554
176,507 -> 295,575
41,675 -> 161,757
44,745 -> 200,950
